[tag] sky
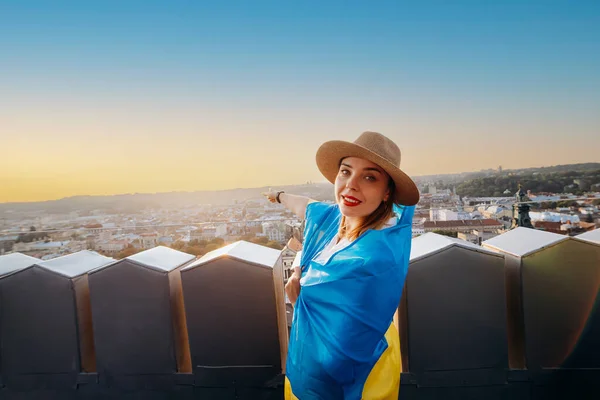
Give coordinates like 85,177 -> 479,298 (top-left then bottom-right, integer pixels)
1,0 -> 599,203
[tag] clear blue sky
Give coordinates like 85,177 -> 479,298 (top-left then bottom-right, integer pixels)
1,0 -> 599,201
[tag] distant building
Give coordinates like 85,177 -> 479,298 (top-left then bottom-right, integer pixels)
529,212 -> 580,224
463,197 -> 514,206
99,230 -> 112,241
480,205 -> 512,220
430,209 -> 473,221
262,222 -> 286,243
227,223 -> 246,236
84,224 -> 103,234
412,227 -> 425,237
158,236 -> 173,245
176,225 -> 198,234
281,237 -> 302,280
191,224 -> 227,241
424,219 -> 504,233
97,240 -> 129,255
285,221 -> 303,241
457,229 -> 499,245
139,232 -> 159,249
0,235 -> 18,255
532,221 -> 563,234
13,240 -> 71,258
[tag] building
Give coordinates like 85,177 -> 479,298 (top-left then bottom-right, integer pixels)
84,224 -> 103,234
529,211 -> 580,224
262,222 -> 287,243
430,209 -> 473,221
0,235 -> 18,255
480,205 -> 512,220
139,233 -> 159,249
159,236 -> 174,245
457,229 -> 499,245
424,219 -> 504,233
281,237 -> 302,280
12,240 -> 71,258
284,221 -> 303,242
190,224 -> 227,241
462,197 -> 514,206
412,227 -> 425,237
96,240 -> 129,255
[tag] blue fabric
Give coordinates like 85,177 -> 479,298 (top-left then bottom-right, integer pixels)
286,201 -> 414,399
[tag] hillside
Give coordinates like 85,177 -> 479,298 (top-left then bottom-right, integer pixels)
455,166 -> 600,197
0,183 -> 335,214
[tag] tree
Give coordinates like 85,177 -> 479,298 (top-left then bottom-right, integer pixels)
252,236 -> 269,245
117,245 -> 142,259
204,243 -> 220,253
557,200 -> 577,208
265,241 -> 284,250
432,230 -> 458,238
30,226 -> 36,232
184,246 -> 205,256
209,237 -> 225,246
70,232 -> 83,241
171,241 -> 186,250
16,232 -> 48,243
240,234 -> 256,242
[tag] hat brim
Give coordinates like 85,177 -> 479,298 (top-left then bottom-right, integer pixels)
316,140 -> 420,206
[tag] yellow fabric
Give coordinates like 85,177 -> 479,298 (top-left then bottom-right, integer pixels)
284,323 -> 401,400
361,322 -> 401,399
285,376 -> 299,400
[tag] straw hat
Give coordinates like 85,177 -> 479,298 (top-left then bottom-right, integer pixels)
316,131 -> 420,206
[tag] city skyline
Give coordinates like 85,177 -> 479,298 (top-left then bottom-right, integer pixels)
2,1 -> 599,203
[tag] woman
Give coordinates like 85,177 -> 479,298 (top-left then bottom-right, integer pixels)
264,131 -> 419,399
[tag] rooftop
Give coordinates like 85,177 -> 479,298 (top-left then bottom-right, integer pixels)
482,226 -> 568,257
578,228 -> 600,244
0,227 -> 598,399
0,252 -> 40,277
124,245 -> 195,272
36,250 -> 115,278
424,218 -> 504,229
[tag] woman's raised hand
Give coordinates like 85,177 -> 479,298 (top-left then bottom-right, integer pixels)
262,188 -> 279,203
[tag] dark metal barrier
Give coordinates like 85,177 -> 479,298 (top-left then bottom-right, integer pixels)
0,228 -> 599,399
0,253 -> 41,386
0,251 -> 113,389
88,246 -> 195,389
484,228 -> 600,398
403,233 -> 509,388
484,228 -> 600,370
181,241 -> 284,388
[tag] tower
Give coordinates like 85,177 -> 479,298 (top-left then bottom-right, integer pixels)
512,184 -> 533,229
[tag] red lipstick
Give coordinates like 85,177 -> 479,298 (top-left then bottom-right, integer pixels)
341,195 -> 361,207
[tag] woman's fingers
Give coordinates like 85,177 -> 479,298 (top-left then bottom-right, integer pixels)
261,188 -> 277,203
285,276 -> 301,305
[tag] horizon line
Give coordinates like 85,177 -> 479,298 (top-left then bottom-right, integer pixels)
2,160 -> 600,205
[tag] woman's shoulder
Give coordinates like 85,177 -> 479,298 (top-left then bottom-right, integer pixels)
305,200 -> 339,223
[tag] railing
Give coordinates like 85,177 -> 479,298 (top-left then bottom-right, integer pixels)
0,227 -> 598,399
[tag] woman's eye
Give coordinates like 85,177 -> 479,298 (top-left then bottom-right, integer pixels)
365,176 -> 375,181
340,169 -> 350,175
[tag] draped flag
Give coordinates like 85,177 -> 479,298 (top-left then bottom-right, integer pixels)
285,201 -> 414,399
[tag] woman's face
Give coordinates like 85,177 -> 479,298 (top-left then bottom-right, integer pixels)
334,157 -> 391,218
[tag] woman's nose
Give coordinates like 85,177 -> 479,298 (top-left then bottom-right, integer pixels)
346,175 -> 359,191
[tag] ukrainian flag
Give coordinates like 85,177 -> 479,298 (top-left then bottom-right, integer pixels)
285,202 -> 414,399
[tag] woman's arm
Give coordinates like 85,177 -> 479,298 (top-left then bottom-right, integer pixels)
263,190 -> 316,220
